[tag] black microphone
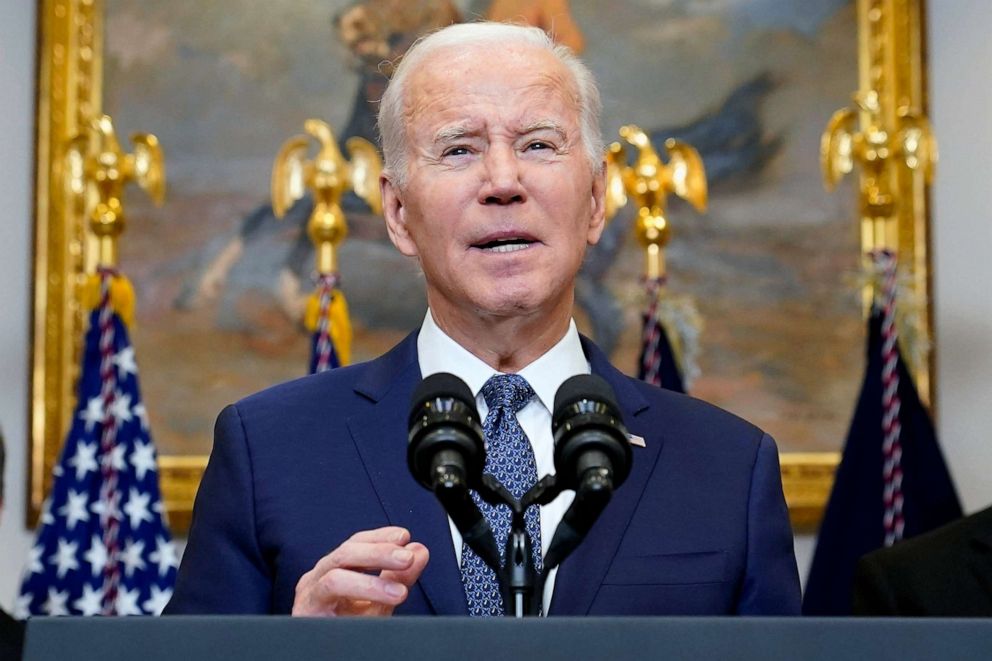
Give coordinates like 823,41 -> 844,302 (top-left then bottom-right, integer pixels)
551,374 -> 632,493
544,374 -> 632,569
407,372 -> 501,570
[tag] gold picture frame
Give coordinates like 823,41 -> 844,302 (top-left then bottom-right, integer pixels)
30,0 -> 933,533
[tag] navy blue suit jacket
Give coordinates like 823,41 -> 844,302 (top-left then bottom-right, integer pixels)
166,333 -> 800,615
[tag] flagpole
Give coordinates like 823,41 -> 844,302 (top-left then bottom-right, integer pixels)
272,119 -> 382,374
605,125 -> 706,391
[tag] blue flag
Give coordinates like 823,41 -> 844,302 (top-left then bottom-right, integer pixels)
309,325 -> 341,374
802,310 -> 962,615
17,286 -> 177,617
638,315 -> 686,393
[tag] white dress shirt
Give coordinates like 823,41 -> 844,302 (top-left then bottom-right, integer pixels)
417,310 -> 588,615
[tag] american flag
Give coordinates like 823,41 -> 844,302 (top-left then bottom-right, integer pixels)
17,270 -> 177,617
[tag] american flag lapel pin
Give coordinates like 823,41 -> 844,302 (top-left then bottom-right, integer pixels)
627,433 -> 646,448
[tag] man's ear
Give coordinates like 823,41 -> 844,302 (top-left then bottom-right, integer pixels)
586,163 -> 607,245
381,173 -> 419,257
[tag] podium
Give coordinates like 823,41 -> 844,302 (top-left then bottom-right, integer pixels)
25,616 -> 992,661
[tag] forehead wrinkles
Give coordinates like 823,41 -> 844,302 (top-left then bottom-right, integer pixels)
402,48 -> 582,141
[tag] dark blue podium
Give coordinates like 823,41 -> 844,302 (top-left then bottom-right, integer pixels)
24,616 -> 992,661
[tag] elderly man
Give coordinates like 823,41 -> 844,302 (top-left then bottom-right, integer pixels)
167,22 -> 800,617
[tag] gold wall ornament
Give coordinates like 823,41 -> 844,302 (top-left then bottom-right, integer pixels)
31,0 -> 105,527
605,124 -> 707,280
66,114 -> 165,268
271,119 -> 383,275
819,0 -> 936,404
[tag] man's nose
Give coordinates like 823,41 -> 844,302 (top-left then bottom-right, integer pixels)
479,146 -> 526,205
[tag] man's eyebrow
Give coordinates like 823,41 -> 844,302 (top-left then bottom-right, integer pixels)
518,121 -> 567,140
433,124 -> 480,144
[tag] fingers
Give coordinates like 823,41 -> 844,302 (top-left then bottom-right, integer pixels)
311,567 -> 410,607
309,528 -> 416,579
292,527 -> 429,617
381,542 -> 430,587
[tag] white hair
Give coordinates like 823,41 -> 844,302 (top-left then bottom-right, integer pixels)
377,22 -> 604,187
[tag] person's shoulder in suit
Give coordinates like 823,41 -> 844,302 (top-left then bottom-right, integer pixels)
853,505 -> 992,616
603,365 -> 801,615
229,331 -> 417,423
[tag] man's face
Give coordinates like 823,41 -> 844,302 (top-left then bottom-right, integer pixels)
381,42 -> 606,325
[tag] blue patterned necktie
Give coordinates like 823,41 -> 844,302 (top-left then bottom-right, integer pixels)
461,374 -> 543,616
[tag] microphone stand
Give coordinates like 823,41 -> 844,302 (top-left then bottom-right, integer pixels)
440,471 -> 617,617
471,475 -> 540,617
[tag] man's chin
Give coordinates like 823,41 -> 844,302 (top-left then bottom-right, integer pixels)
470,290 -> 566,321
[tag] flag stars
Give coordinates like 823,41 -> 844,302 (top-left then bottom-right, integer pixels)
124,488 -> 153,531
111,444 -> 127,471
99,444 -> 127,473
84,535 -> 108,577
130,440 -> 157,481
109,391 -> 134,426
112,346 -> 138,379
58,489 -> 91,530
42,588 -> 70,616
143,585 -> 173,615
79,396 -> 105,432
91,494 -> 122,526
115,586 -> 142,616
133,402 -> 149,431
149,536 -> 179,577
26,545 -> 44,576
120,539 -> 147,577
50,538 -> 80,579
74,583 -> 104,616
68,441 -> 99,481
40,498 -> 55,525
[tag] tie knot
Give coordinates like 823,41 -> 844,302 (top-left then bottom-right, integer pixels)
481,374 -> 535,414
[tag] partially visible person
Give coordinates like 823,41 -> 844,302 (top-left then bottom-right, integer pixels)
0,431 -> 26,660
854,506 -> 992,616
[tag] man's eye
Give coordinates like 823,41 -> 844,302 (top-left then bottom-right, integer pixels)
442,146 -> 470,157
526,141 -> 552,151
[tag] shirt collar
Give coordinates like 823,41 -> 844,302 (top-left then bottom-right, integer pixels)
416,310 -> 590,410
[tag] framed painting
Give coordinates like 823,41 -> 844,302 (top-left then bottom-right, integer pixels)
31,0 -> 933,531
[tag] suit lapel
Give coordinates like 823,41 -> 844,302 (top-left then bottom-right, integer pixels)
549,337 -> 664,615
347,333 -> 469,615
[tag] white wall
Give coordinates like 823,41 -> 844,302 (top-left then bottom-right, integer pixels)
0,1 -> 38,612
929,1 -> 992,513
1,2 -> 990,611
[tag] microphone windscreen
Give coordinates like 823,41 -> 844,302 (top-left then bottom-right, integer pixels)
553,374 -> 620,420
410,372 -> 477,424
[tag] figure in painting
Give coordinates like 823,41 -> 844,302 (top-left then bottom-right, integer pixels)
484,0 -> 585,53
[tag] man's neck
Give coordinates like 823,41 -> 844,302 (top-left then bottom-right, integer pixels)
428,303 -> 572,373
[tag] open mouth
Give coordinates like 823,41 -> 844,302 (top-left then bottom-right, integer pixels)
472,236 -> 537,253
